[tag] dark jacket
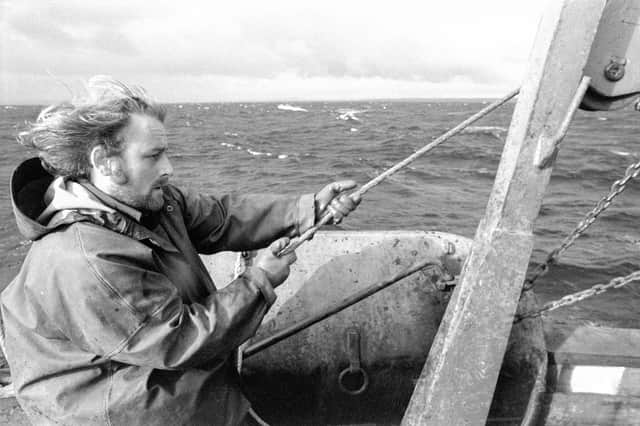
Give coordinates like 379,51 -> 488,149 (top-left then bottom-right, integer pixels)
1,158 -> 315,425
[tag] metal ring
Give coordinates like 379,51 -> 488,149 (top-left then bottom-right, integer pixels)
338,367 -> 369,395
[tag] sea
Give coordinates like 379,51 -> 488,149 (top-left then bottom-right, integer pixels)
1,100 -> 640,329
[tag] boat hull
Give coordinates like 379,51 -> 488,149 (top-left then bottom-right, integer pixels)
204,230 -> 546,425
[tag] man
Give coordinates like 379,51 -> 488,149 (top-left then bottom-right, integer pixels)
1,76 -> 359,425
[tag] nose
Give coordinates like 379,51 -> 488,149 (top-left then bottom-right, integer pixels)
160,153 -> 173,178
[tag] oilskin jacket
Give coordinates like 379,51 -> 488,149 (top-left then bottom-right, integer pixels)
1,158 -> 316,425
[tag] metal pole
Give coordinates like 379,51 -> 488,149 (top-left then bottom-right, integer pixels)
402,1 -> 607,424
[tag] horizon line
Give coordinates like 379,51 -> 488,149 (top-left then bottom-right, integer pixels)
2,96 -> 510,107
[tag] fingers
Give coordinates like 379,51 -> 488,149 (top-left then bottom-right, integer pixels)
285,251 -> 297,265
269,237 -> 297,264
269,237 -> 290,255
279,249 -> 296,265
327,193 -> 359,224
315,180 -> 360,225
330,180 -> 357,194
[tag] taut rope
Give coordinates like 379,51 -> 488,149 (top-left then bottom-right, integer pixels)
278,88 -> 520,256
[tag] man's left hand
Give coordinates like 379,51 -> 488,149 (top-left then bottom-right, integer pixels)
314,180 -> 361,225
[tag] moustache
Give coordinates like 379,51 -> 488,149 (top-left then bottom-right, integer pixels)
152,178 -> 170,189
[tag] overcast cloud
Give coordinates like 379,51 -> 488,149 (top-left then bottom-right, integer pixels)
1,0 -> 548,103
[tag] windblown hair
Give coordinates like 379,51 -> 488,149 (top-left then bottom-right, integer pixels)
18,76 -> 166,178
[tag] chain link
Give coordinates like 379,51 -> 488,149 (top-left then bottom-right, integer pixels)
523,159 -> 640,291
517,270 -> 640,321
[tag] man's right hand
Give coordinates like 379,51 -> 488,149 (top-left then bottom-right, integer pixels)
254,237 -> 297,287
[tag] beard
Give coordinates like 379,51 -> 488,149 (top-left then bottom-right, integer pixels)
111,184 -> 165,212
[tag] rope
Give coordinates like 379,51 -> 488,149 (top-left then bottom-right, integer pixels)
278,88 -> 520,256
247,407 -> 271,426
233,252 -> 272,426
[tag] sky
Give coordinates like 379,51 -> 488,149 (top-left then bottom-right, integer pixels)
1,0 -> 549,104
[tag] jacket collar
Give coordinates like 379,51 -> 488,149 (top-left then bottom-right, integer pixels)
79,181 -> 143,222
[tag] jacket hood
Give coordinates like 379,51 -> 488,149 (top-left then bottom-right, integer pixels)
10,158 -> 115,240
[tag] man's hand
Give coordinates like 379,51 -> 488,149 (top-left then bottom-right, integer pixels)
254,237 -> 297,287
314,180 -> 361,225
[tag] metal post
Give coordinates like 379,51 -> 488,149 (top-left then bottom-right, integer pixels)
401,1 -> 607,424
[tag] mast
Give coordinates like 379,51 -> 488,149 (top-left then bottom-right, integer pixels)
402,1 -> 607,424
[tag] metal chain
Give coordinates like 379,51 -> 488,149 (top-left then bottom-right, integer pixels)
517,270 -> 640,321
523,158 -> 640,291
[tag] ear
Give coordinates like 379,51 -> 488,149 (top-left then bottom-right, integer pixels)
90,145 -> 127,184
90,145 -> 111,176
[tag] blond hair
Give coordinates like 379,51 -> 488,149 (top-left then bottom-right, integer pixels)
18,76 -> 166,178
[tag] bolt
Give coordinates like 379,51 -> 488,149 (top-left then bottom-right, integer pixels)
604,59 -> 626,82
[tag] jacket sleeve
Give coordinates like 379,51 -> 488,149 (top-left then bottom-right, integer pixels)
113,266 -> 273,369
168,185 -> 316,254
63,226 -> 277,370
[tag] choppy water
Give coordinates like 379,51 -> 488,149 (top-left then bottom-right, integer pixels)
2,101 -> 640,328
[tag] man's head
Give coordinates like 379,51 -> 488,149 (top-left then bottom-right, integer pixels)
19,76 -> 172,212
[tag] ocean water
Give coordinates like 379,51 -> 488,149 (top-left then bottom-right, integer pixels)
1,101 -> 640,329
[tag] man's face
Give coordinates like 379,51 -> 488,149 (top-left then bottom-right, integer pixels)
112,113 -> 173,212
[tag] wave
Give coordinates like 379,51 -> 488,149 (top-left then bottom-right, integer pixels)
220,142 -> 289,160
610,150 -> 634,157
336,108 -> 363,122
461,125 -> 507,139
277,104 -> 308,112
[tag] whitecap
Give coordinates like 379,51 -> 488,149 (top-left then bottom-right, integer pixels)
597,117 -> 608,121
350,128 -> 358,132
338,112 -> 361,122
461,126 -> 507,139
277,104 -> 308,112
611,150 -> 631,157
278,154 -> 288,159
336,108 -> 364,122
247,149 -> 266,156
221,142 -> 235,148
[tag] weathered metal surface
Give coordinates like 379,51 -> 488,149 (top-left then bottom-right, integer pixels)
205,231 -> 470,424
204,230 -> 470,329
0,398 -> 29,426
401,1 -> 607,425
203,231 -> 546,424
582,0 -> 640,110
